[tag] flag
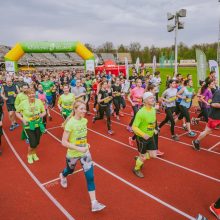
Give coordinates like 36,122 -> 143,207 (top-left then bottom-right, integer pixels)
152,55 -> 156,74
135,57 -> 140,73
196,49 -> 207,86
209,60 -> 219,86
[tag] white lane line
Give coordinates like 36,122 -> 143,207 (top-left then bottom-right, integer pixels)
178,132 -> 189,137
47,126 -> 62,131
50,109 -> 220,181
208,141 -> 220,151
42,168 -> 84,186
46,129 -> 195,220
3,130 -> 75,220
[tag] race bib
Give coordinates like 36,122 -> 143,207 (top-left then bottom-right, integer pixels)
169,96 -> 176,102
8,91 -> 15,96
208,99 -> 212,103
45,89 -> 51,93
29,115 -> 40,121
147,123 -> 155,131
185,98 -> 191,103
75,137 -> 87,146
63,104 -> 72,109
104,97 -> 112,103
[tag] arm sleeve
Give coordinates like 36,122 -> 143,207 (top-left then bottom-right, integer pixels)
132,112 -> 145,137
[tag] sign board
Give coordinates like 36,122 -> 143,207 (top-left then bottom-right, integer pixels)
5,61 -> 15,72
85,60 -> 95,72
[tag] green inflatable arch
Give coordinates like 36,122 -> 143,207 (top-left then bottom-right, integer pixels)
4,41 -> 95,71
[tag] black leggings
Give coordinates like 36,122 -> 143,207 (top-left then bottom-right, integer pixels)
159,106 -> 176,135
86,94 -> 91,112
198,107 -> 210,122
129,105 -> 141,127
95,104 -> 111,130
25,127 -> 41,148
178,105 -> 190,123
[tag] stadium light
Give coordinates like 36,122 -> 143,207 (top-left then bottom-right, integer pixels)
167,9 -> 187,76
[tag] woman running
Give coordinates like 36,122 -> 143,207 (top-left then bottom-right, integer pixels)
59,100 -> 106,212
127,78 -> 145,132
16,88 -> 46,164
159,79 -> 179,141
58,84 -> 75,119
92,81 -> 113,135
175,79 -> 196,137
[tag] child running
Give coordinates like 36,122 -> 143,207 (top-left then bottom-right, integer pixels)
59,100 -> 106,212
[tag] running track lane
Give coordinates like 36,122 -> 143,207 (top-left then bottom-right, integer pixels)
2,117 -> 193,219
48,109 -> 220,219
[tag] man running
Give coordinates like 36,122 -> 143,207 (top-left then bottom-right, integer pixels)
1,77 -> 19,131
132,92 -> 157,178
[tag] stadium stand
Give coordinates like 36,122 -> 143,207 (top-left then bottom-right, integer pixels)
68,53 -> 84,65
100,53 -> 116,62
118,53 -> 132,64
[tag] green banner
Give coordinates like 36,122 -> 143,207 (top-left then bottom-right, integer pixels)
20,41 -> 78,53
196,49 -> 207,86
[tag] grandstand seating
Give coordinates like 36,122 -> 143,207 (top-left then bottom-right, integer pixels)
68,53 -> 84,65
100,53 -> 116,62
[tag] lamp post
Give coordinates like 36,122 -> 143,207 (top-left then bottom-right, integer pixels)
217,0 -> 220,65
167,9 -> 187,76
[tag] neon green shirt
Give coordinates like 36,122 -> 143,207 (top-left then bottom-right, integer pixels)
65,117 -> 88,158
85,80 -> 92,93
58,93 -> 75,110
133,106 -> 156,138
41,81 -> 54,96
16,99 -> 45,124
15,92 -> 28,110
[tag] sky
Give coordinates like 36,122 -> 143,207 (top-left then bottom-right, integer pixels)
0,0 -> 220,48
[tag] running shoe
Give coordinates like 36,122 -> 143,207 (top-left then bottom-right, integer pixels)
129,137 -> 134,146
119,112 -> 124,117
25,139 -> 30,144
171,135 -> 179,141
192,140 -> 200,151
92,117 -> 96,123
209,203 -> 220,219
188,131 -> 196,137
116,116 -> 120,121
131,111 -> 134,117
132,168 -> 144,178
32,154 -> 39,161
9,125 -> 14,131
126,126 -> 133,133
27,155 -> 34,164
59,173 -> 67,188
13,123 -> 19,129
87,111 -> 91,115
91,200 -> 106,212
113,112 -> 116,117
195,214 -> 208,220
182,124 -> 188,131
156,150 -> 164,156
93,108 -> 97,112
108,130 -> 114,135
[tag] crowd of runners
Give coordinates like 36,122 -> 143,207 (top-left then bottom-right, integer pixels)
0,67 -> 219,218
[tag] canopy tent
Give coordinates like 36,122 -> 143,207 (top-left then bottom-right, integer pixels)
95,60 -> 126,76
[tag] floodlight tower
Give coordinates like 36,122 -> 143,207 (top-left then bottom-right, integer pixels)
217,0 -> 220,65
167,9 -> 187,76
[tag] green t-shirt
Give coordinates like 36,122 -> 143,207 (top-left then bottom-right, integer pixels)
15,92 -> 28,110
133,106 -> 156,138
41,81 -> 54,96
58,93 -> 75,110
65,117 -> 88,158
16,99 -> 45,124
85,80 -> 92,93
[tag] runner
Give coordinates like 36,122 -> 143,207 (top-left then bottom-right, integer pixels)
71,79 -> 86,101
127,78 -> 145,132
175,79 -> 196,137
192,89 -> 220,150
84,74 -> 93,114
92,81 -> 114,135
0,82 -> 4,155
159,79 -> 179,141
16,88 -> 46,164
58,85 -> 75,119
59,100 -> 106,212
132,92 -> 157,178
1,77 -> 20,131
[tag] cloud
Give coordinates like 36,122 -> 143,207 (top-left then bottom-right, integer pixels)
0,0 -> 219,48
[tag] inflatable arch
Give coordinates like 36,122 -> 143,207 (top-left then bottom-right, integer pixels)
4,41 -> 95,71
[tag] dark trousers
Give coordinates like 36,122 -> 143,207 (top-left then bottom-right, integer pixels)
129,105 -> 140,127
95,105 -> 111,130
159,106 -> 176,135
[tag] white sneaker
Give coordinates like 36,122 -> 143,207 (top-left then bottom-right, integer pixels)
91,200 -> 106,212
59,173 -> 67,188
93,108 -> 97,112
